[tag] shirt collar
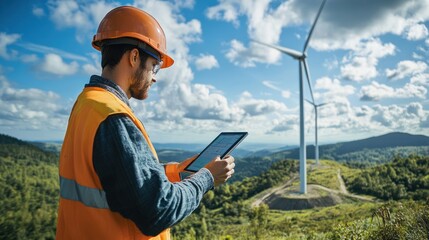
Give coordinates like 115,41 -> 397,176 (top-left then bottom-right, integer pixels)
86,75 -> 130,107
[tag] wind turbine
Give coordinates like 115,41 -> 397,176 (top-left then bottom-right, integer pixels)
306,100 -> 329,166
253,0 -> 327,194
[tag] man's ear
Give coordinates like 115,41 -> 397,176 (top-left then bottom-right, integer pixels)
129,48 -> 139,67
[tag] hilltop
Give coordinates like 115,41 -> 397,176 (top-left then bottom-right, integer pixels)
231,132 -> 429,181
276,132 -> 429,163
250,160 -> 374,211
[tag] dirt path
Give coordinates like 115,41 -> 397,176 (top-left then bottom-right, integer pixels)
337,169 -> 348,194
252,167 -> 374,208
251,174 -> 298,207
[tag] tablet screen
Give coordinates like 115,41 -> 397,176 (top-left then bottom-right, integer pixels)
185,132 -> 248,172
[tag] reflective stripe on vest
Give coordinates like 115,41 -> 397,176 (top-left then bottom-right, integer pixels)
60,176 -> 109,209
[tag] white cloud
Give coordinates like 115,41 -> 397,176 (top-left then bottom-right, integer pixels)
0,75 -> 70,132
404,23 -> 429,40
194,54 -> 219,70
32,6 -> 45,17
340,38 -> 395,82
208,0 -> 429,69
206,0 -> 241,27
385,60 -> 427,80
82,52 -> 101,76
421,116 -> 429,128
360,81 -> 427,101
308,0 -> 429,51
179,83 -> 244,121
314,77 -> 355,101
83,64 -> 99,76
0,32 -> 20,59
269,116 -> 298,133
262,81 -> 291,98
38,53 -> 79,76
237,91 -> 288,116
129,1 -> 243,124
371,102 -> 427,130
225,39 -> 282,68
410,73 -> 429,86
47,0 -> 118,43
19,42 -> 88,62
207,0 -> 300,67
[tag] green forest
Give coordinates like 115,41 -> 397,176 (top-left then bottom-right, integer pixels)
0,133 -> 428,239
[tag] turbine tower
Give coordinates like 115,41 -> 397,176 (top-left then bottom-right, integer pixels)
253,0 -> 327,194
306,100 -> 329,165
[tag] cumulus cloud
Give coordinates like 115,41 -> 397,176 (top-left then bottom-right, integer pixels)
269,116 -> 298,133
207,0 -> 299,67
0,75 -> 70,133
314,77 -> 355,100
411,73 -> 429,86
0,32 -> 20,59
179,83 -> 244,121
385,60 -> 428,80
82,52 -> 101,75
421,117 -> 429,128
237,91 -> 288,116
207,0 -> 429,68
308,0 -> 429,50
38,53 -> 79,76
47,0 -> 118,43
340,38 -> 395,82
371,102 -> 427,130
360,81 -> 427,101
206,0 -> 242,27
129,0 -> 244,125
194,54 -> 219,70
404,23 -> 429,40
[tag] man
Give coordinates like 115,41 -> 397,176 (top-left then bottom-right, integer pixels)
56,6 -> 235,240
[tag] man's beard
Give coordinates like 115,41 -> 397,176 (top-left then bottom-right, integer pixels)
129,65 -> 150,100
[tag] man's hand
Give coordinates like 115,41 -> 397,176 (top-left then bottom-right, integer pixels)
204,155 -> 235,187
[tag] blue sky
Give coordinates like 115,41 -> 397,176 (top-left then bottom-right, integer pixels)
0,0 -> 428,145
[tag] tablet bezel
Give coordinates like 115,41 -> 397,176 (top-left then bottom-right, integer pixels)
184,132 -> 248,172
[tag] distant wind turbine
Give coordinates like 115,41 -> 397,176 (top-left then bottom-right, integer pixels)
306,99 -> 330,166
253,0 -> 327,194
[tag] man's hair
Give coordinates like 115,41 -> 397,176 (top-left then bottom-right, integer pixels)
101,44 -> 149,69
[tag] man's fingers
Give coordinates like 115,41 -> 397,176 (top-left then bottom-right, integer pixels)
223,155 -> 235,164
226,162 -> 235,171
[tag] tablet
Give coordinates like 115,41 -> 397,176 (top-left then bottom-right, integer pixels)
185,132 -> 248,172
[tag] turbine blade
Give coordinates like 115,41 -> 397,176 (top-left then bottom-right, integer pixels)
303,59 -> 315,104
252,39 -> 303,59
317,102 -> 331,107
303,0 -> 328,53
305,99 -> 315,106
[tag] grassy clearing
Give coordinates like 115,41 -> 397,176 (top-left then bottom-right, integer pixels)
307,160 -> 361,190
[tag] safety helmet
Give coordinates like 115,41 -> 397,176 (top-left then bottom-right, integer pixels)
92,6 -> 174,68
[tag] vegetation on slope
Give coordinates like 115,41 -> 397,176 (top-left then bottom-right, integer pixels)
0,133 -> 428,239
345,155 -> 429,200
0,134 -> 59,239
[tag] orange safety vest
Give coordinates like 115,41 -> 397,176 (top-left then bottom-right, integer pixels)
56,87 -> 179,240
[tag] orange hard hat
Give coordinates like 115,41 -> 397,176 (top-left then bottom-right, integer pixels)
92,6 -> 174,68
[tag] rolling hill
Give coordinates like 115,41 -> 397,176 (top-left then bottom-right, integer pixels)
1,132 -> 428,239
274,132 -> 429,163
